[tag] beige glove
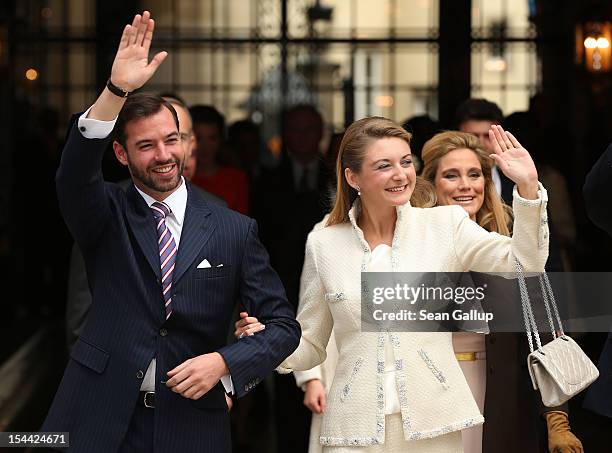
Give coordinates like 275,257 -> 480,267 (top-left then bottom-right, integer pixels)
545,411 -> 583,453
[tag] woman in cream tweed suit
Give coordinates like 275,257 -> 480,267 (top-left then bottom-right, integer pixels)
277,117 -> 549,452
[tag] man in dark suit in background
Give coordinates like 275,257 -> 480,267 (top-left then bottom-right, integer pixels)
584,143 -> 612,237
255,104 -> 330,312
42,11 -> 299,452
253,104 -> 331,453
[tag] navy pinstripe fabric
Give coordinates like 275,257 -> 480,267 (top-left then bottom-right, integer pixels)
42,122 -> 300,453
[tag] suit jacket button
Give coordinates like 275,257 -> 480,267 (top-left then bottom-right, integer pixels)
160,328 -> 168,337
136,370 -> 144,379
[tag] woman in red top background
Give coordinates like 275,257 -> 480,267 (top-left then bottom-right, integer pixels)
190,105 -> 250,214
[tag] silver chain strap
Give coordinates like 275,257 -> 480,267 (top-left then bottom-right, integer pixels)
538,275 -> 557,338
515,259 -> 541,352
540,272 -> 565,337
515,259 -> 566,353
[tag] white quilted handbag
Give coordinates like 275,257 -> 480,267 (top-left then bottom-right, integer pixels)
515,260 -> 599,407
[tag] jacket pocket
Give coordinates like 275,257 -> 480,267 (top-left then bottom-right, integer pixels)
325,292 -> 347,302
70,338 -> 110,374
417,349 -> 450,389
194,264 -> 232,279
340,356 -> 364,402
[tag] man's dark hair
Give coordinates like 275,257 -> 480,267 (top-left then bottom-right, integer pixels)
401,114 -> 441,161
453,98 -> 503,129
189,105 -> 225,137
114,93 -> 179,147
282,104 -> 323,126
228,119 -> 260,142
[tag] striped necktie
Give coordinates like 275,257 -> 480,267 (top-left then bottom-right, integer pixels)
151,201 -> 177,320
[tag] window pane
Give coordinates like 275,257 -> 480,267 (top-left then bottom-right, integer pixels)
288,0 -> 439,38
471,42 -> 538,114
281,43 -> 438,128
472,0 -> 535,39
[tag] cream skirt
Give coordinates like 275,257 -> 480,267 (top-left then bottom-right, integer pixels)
323,414 -> 463,453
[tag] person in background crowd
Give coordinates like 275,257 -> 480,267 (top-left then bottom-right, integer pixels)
582,142 -> 612,425
190,105 -> 250,214
160,94 -> 199,183
253,104 -> 331,453
401,114 -> 441,174
17,106 -> 71,318
182,145 -> 198,182
228,119 -> 268,182
421,131 -> 583,453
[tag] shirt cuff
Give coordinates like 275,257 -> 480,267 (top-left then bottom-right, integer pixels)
294,368 -> 323,389
220,374 -> 234,395
78,106 -> 118,139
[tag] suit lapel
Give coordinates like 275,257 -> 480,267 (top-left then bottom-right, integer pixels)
173,184 -> 216,285
126,184 -> 161,279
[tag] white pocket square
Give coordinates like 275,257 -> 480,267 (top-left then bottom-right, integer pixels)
197,259 -> 211,269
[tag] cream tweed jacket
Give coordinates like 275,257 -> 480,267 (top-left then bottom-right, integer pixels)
279,184 -> 549,447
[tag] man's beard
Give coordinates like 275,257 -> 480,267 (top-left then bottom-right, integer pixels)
127,157 -> 185,194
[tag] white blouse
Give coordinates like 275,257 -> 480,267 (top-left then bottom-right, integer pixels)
368,244 -> 401,414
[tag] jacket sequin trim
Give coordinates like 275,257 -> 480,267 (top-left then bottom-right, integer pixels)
319,416 -> 485,445
417,348 -> 450,390
340,357 -> 364,402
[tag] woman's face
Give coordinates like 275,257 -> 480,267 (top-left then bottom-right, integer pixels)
347,137 -> 416,209
434,148 -> 485,220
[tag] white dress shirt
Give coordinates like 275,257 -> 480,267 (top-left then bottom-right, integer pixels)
491,165 -> 502,196
77,109 -> 234,395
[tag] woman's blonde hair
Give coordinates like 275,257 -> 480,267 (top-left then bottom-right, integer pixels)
327,117 -> 436,226
421,131 -> 513,235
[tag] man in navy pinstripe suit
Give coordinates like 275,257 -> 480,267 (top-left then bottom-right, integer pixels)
42,11 -> 300,452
